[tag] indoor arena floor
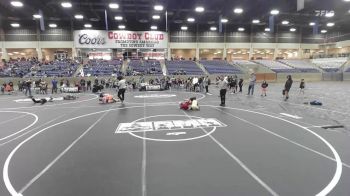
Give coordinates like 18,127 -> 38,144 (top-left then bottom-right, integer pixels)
0,81 -> 349,196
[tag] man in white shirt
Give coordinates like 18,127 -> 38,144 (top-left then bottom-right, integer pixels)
247,73 -> 256,96
218,76 -> 228,106
117,76 -> 127,103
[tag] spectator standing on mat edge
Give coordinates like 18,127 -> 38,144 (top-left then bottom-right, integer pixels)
52,77 -> 58,94
24,78 -> 32,97
218,76 -> 228,106
247,73 -> 256,96
203,75 -> 210,94
87,80 -> 91,91
284,75 -> 293,101
238,78 -> 244,93
299,79 -> 305,95
261,80 -> 268,97
117,76 -> 127,103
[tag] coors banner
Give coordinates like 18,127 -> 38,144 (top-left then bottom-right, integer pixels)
74,30 -> 168,49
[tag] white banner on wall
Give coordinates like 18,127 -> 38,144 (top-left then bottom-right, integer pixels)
74,30 -> 168,49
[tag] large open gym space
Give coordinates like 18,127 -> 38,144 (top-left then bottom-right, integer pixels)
0,0 -> 350,196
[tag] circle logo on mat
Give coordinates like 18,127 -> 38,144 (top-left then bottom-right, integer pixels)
134,94 -> 176,99
115,115 -> 227,141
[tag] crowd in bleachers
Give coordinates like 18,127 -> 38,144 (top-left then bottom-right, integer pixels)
0,58 -> 79,78
126,59 -> 162,76
30,59 -> 79,77
166,60 -> 204,75
82,59 -> 123,76
0,57 -> 39,77
200,60 -> 242,74
1,57 -> 349,78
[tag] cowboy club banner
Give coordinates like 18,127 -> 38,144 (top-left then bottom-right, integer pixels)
74,30 -> 168,49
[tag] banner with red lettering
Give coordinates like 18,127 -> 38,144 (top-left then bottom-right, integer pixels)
74,30 -> 168,49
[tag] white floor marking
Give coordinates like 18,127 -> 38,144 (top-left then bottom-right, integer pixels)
213,108 -> 350,169
14,97 -> 64,102
0,111 -> 38,141
18,107 -> 112,194
0,94 -> 98,111
142,96 -> 147,196
166,132 -> 186,136
279,113 -> 303,119
2,102 -> 344,196
134,94 -> 176,98
2,104 -> 181,196
127,115 -> 217,142
0,114 -> 27,126
181,110 -> 279,196
203,105 -> 342,196
0,115 -> 64,146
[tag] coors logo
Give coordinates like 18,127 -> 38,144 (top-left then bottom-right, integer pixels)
78,34 -> 106,45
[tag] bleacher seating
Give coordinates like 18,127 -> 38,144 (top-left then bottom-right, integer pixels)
254,60 -> 299,73
0,60 -> 37,77
311,58 -> 347,72
200,60 -> 242,74
127,60 -> 162,75
166,60 -> 204,75
279,60 -> 319,73
232,60 -> 258,66
83,59 -> 122,76
34,61 -> 79,77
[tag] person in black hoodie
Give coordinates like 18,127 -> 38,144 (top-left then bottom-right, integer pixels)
284,75 -> 293,101
238,79 -> 244,93
299,79 -> 305,95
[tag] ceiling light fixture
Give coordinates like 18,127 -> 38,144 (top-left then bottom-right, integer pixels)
327,22 -> 335,27
118,25 -> 125,29
11,23 -> 20,27
84,24 -> 92,28
309,22 -> 315,26
210,26 -> 217,31
152,15 -> 160,20
49,23 -> 57,28
11,1 -> 23,7
195,6 -> 205,12
33,14 -> 42,19
321,29 -> 327,33
109,3 -> 119,9
74,14 -> 84,19
181,26 -> 188,30
252,19 -> 260,24
221,18 -> 228,23
114,16 -> 123,20
233,8 -> 243,14
187,18 -> 195,22
238,27 -> 245,31
270,9 -> 279,15
290,28 -> 296,32
154,5 -> 164,11
265,28 -> 270,32
151,25 -> 157,30
282,20 -> 289,25
61,2 -> 72,8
